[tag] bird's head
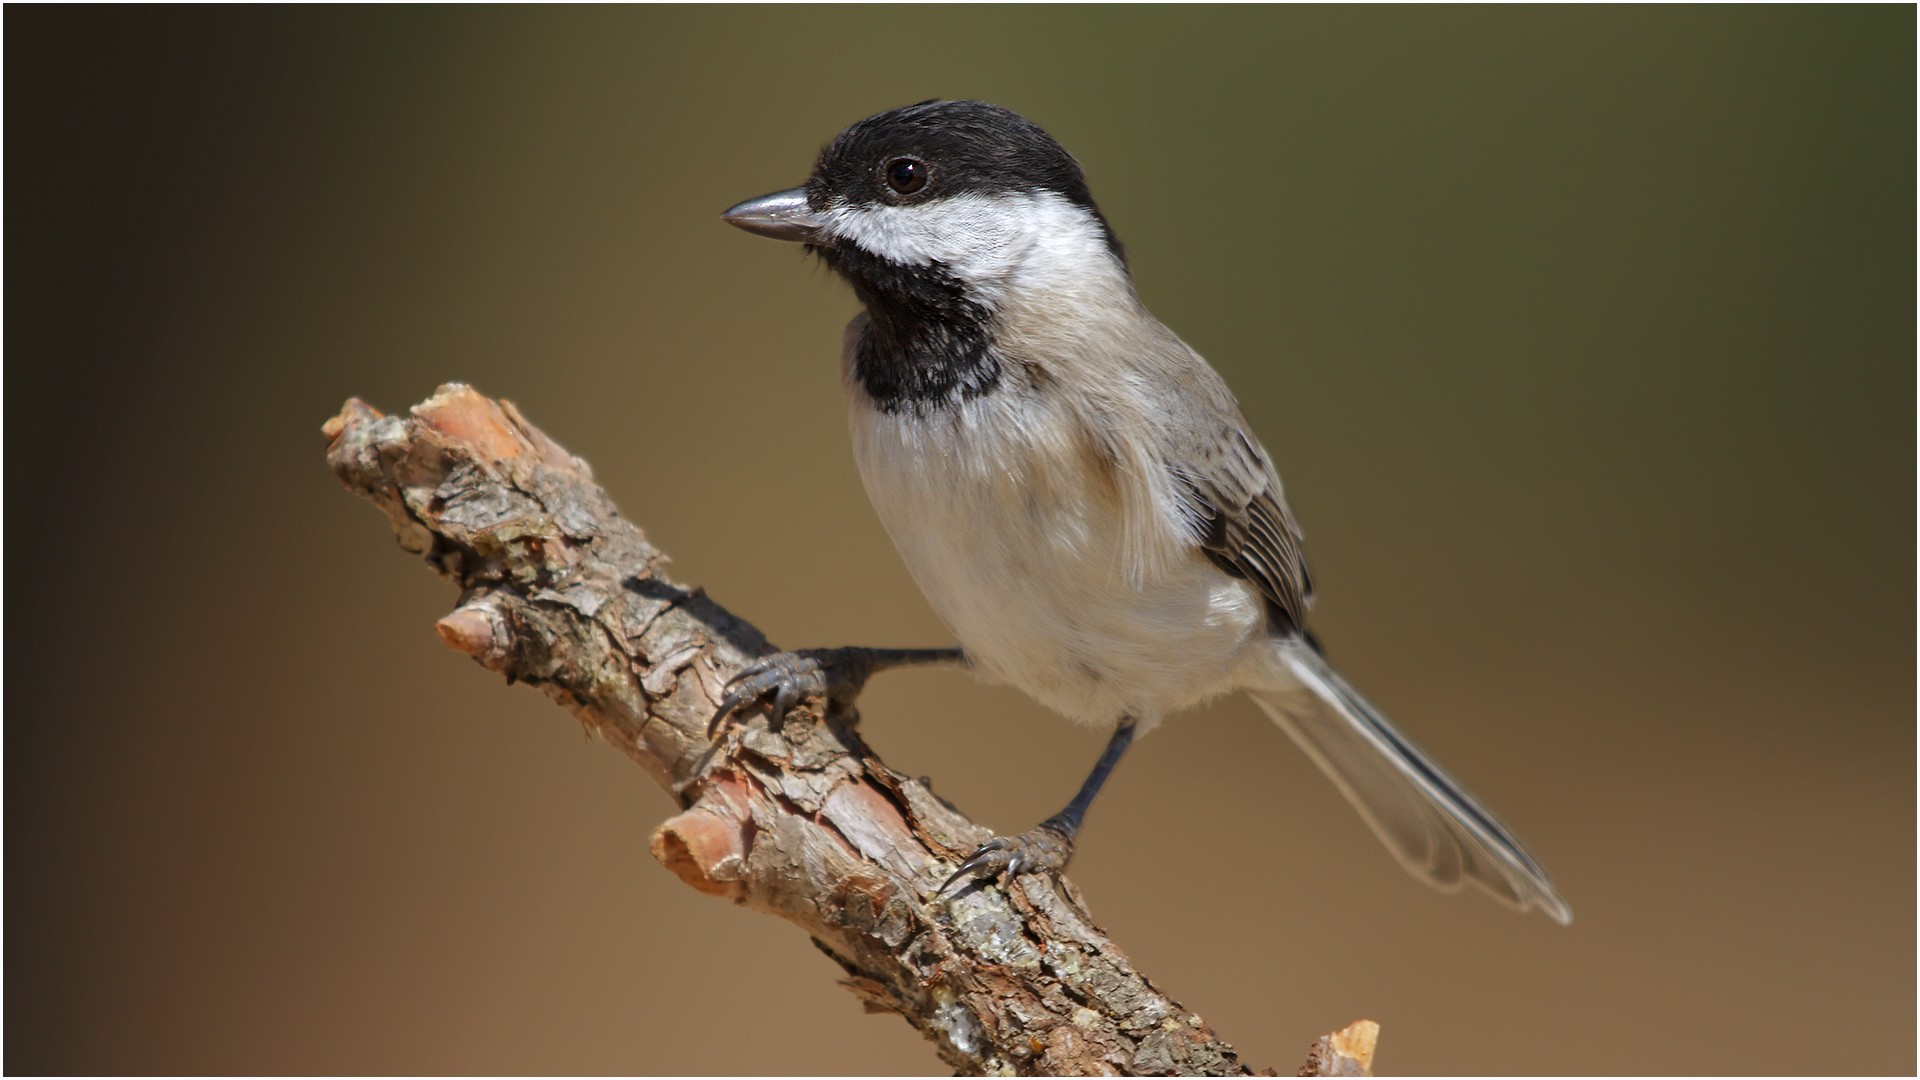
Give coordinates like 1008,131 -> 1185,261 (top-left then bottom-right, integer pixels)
723,100 -> 1127,322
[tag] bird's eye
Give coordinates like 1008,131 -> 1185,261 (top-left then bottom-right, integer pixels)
884,157 -> 927,195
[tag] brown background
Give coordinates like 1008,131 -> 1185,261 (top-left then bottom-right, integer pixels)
7,6 -> 1913,1075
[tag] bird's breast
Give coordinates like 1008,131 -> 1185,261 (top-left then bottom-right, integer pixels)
846,380 -> 1262,726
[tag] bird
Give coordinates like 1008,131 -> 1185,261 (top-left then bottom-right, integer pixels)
717,99 -> 1570,924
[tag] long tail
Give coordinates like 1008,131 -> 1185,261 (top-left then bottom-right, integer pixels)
1245,641 -> 1572,925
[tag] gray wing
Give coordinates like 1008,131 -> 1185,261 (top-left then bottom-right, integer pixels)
1169,421 -> 1315,637
1110,324 -> 1313,635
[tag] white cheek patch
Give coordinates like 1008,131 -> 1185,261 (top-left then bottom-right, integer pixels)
822,191 -> 1119,302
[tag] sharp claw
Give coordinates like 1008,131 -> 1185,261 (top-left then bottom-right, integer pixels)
772,680 -> 799,722
723,663 -> 759,692
708,693 -> 743,738
935,827 -> 1079,897
710,672 -> 779,735
938,843 -> 1005,895
940,860 -> 985,896
941,859 -> 980,894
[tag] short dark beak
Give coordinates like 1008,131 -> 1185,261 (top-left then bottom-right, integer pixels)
722,187 -> 827,244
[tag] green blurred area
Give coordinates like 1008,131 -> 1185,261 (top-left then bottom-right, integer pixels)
6,6 -> 1911,1074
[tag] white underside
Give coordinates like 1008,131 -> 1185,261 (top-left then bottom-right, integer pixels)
849,380 -> 1273,730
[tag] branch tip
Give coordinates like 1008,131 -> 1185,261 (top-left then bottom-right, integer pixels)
652,805 -> 749,899
321,397 -> 381,444
1299,1019 -> 1379,1077
435,605 -> 504,663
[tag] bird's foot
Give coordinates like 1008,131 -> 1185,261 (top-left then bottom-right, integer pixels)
939,817 -> 1077,894
709,648 -> 878,737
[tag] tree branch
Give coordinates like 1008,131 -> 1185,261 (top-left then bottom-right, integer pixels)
323,384 -> 1376,1076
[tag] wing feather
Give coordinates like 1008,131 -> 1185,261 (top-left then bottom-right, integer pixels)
1171,426 -> 1314,635
1062,321 -> 1314,635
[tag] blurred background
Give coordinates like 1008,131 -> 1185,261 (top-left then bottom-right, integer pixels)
7,6 -> 1912,1075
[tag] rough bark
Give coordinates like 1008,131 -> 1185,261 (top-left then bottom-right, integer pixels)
323,384 -> 1376,1076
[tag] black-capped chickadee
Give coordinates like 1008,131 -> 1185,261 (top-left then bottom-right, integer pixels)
718,100 -> 1570,924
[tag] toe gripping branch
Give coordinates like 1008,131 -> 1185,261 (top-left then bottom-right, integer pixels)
710,646 -> 966,735
939,820 -> 1079,893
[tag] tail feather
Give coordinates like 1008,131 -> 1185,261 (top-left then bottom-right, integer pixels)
1247,643 -> 1572,925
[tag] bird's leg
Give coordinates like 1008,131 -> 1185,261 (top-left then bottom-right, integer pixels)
941,718 -> 1138,892
710,646 -> 966,735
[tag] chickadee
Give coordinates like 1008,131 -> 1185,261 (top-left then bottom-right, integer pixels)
719,100 -> 1570,924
